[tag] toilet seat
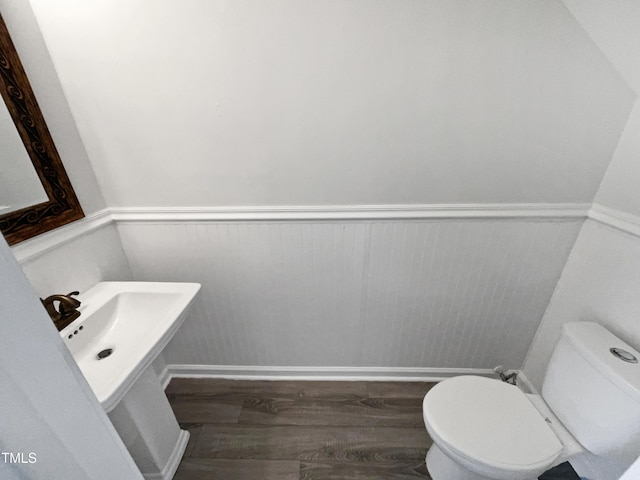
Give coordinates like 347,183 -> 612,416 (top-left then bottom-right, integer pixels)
423,376 -> 563,480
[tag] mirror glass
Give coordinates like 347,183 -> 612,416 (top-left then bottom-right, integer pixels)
0,97 -> 48,214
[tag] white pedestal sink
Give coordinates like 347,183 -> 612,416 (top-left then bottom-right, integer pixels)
60,282 -> 201,480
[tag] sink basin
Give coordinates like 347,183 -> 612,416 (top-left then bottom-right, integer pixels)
60,282 -> 201,411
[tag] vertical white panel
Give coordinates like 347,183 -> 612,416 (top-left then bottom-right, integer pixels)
119,218 -> 582,370
358,220 -> 581,367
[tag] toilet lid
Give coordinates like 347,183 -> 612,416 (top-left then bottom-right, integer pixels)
423,376 -> 562,472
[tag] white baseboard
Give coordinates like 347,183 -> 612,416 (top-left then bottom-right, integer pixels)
514,371 -> 539,395
160,364 -> 497,389
142,429 -> 189,480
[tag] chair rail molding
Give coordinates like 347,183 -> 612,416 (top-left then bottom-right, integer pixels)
588,203 -> 640,238
109,203 -> 590,223
11,209 -> 113,263
9,203 -> 590,263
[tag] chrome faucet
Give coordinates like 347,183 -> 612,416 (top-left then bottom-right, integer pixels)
41,291 -> 81,331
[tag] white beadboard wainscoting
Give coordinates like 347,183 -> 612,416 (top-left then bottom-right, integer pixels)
15,217 -> 133,298
115,209 -> 584,374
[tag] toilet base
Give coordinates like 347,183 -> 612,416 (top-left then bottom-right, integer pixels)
426,444 -> 494,480
426,444 -> 540,480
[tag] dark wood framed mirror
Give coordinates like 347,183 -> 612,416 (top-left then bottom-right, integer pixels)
0,12 -> 83,246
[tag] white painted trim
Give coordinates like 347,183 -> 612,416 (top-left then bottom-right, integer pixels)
160,366 -> 171,390
588,203 -> 640,238
160,364 -> 496,388
8,204 -> 589,263
515,371 -> 539,395
111,203 -> 590,223
142,430 -> 189,480
11,209 -> 113,263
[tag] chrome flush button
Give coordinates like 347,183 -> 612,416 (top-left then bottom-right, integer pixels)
610,347 -> 638,363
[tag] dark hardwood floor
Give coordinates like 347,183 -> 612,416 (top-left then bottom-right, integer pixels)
166,379 -> 434,479
166,378 -> 581,480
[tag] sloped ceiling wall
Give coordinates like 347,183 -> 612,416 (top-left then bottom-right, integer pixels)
563,0 -> 640,217
28,0 -> 634,208
563,0 -> 640,94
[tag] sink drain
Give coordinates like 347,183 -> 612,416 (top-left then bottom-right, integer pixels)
96,348 -> 114,360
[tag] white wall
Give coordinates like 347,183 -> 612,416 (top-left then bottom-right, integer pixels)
594,102 -> 640,216
119,218 -> 581,370
29,0 -> 633,207
18,0 -> 632,383
620,456 -> 640,480
523,220 -> 640,480
4,4 -> 638,478
563,0 -> 640,218
17,222 -> 133,297
0,236 -> 142,480
563,0 -> 640,95
522,4 -> 640,478
524,221 -> 640,389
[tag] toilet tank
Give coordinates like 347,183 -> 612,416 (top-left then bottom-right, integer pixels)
542,322 -> 640,456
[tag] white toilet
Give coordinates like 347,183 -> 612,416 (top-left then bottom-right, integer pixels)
422,322 -> 640,480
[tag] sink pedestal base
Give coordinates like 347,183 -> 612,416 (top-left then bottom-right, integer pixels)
108,366 -> 188,480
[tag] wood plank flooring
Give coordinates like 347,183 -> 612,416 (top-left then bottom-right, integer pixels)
166,378 -> 580,480
166,379 -> 434,479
